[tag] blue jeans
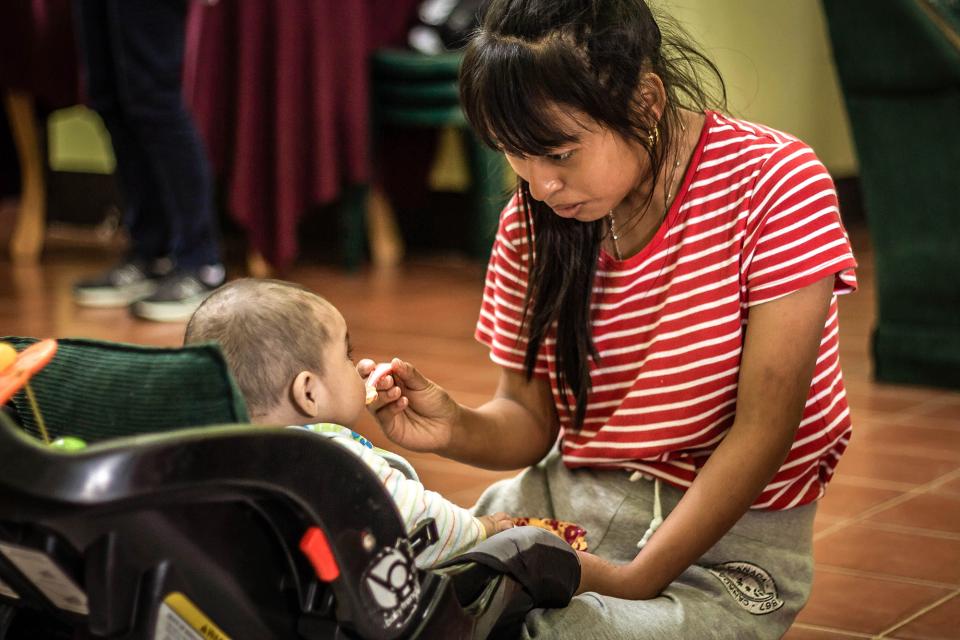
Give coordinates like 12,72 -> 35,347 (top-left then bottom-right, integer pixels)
74,0 -> 220,269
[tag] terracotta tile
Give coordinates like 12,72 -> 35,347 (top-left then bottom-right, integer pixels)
446,485 -> 493,509
399,457 -> 518,508
813,514 -> 846,536
814,524 -> 960,585
852,423 -> 960,458
833,446 -> 959,486
796,568 -> 950,634
867,492 -> 960,535
782,624 -> 871,639
845,390 -> 935,415
817,483 -> 903,519
850,411 -> 960,433
934,476 -> 960,498
847,384 -> 954,407
919,400 -> 960,423
887,592 -> 960,640
418,468 -> 496,495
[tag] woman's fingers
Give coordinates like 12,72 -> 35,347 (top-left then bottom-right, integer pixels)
374,395 -> 409,430
358,359 -> 397,390
366,382 -> 401,413
364,363 -> 397,405
359,358 -> 430,393
390,358 -> 430,391
366,362 -> 394,386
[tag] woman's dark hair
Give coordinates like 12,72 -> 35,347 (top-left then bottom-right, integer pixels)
460,0 -> 726,429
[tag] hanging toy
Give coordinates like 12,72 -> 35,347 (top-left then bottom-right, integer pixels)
0,339 -> 60,445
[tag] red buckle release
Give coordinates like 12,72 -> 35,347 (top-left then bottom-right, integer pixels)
300,527 -> 340,582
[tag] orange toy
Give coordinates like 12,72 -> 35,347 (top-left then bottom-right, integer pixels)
0,339 -> 58,442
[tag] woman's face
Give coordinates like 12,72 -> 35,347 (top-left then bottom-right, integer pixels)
503,110 -> 650,222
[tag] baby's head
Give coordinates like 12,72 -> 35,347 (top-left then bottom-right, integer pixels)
184,278 -> 365,427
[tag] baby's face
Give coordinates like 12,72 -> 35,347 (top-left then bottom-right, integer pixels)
319,308 -> 367,426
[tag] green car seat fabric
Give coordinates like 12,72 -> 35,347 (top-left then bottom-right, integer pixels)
1,337 -> 248,443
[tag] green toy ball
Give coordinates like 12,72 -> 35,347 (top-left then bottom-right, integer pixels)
50,436 -> 87,451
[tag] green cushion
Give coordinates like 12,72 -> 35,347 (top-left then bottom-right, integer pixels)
375,80 -> 460,106
2,337 -> 249,443
376,103 -> 467,127
372,49 -> 463,80
822,0 -> 960,387
823,0 -> 960,91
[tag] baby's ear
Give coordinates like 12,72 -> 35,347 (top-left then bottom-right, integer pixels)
291,370 -> 326,418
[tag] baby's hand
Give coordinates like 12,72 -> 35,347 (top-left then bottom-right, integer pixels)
478,512 -> 514,538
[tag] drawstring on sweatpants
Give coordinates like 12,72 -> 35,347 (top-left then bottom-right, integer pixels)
629,471 -> 663,549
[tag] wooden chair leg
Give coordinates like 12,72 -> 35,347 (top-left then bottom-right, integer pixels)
4,90 -> 46,263
367,185 -> 404,268
246,249 -> 273,278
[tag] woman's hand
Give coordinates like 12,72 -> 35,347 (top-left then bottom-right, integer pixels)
358,358 -> 460,453
359,361 -> 557,470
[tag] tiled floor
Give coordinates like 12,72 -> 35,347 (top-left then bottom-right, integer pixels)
1,221 -> 958,639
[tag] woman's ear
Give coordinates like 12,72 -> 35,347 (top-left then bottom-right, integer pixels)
290,370 -> 327,419
637,72 -> 667,125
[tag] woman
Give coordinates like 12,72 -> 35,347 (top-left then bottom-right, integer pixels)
363,0 -> 857,637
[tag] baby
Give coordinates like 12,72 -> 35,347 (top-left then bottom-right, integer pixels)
183,278 -> 512,568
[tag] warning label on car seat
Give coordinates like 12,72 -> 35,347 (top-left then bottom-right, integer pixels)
155,592 -> 231,640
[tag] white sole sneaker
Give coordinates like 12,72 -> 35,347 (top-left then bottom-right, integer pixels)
73,280 -> 158,308
130,294 -> 208,322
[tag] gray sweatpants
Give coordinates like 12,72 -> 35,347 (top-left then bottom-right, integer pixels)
473,447 -> 816,639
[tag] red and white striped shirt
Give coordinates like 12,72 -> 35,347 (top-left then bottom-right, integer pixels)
476,111 -> 857,510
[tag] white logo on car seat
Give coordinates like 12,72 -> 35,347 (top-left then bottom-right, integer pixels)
707,561 -> 784,615
362,541 -> 419,630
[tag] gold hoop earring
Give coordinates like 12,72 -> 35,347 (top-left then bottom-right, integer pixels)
647,125 -> 660,152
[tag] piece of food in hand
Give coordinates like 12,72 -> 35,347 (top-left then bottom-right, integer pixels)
364,362 -> 394,405
512,517 -> 589,551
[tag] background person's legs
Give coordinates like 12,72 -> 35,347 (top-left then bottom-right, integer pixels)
107,0 -> 220,272
72,0 -> 223,319
72,0 -> 173,307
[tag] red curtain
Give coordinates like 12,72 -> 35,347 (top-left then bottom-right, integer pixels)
183,0 -> 422,270
0,0 -> 79,109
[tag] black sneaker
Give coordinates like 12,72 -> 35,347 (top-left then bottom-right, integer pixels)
130,265 -> 226,322
73,259 -> 170,308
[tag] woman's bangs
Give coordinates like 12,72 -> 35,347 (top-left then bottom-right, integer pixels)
462,38 -> 583,157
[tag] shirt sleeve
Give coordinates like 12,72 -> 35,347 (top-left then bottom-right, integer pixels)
329,437 -> 487,569
474,194 -> 550,377
743,141 -> 858,306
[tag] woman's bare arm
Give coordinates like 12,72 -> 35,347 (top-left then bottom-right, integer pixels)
576,276 -> 834,598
